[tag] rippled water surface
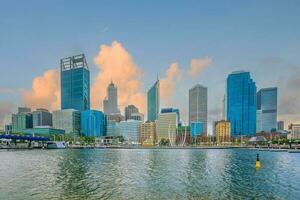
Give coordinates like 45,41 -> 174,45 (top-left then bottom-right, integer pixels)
0,149 -> 299,200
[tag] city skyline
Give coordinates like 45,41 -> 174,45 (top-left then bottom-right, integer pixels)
1,1 -> 300,130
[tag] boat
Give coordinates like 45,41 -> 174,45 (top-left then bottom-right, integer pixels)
47,141 -> 66,149
269,149 -> 287,152
288,149 -> 300,153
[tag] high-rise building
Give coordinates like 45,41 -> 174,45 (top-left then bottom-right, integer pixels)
189,84 -> 208,134
81,110 -> 106,137
277,121 -> 284,131
215,120 -> 231,144
103,82 -> 119,114
226,71 -> 256,137
140,122 -> 156,146
61,54 -> 90,111
32,108 -> 52,128
147,80 -> 159,122
12,107 -> 32,133
125,105 -> 139,120
156,112 -> 178,145
256,87 -> 277,133
53,109 -> 81,136
119,120 -> 142,144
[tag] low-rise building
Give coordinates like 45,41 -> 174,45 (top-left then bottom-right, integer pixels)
140,121 -> 156,146
288,124 -> 300,139
119,120 -> 142,144
32,108 -> 53,128
215,120 -> 231,144
23,127 -> 65,136
190,121 -> 204,142
106,120 -> 120,137
53,109 -> 81,136
156,112 -> 178,145
81,110 -> 106,137
12,108 -> 33,133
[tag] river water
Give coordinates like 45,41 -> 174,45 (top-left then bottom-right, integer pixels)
0,149 -> 299,200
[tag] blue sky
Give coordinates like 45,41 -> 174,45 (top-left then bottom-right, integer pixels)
1,0 -> 300,129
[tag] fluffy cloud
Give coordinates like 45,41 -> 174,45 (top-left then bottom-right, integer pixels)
188,57 -> 213,77
22,69 -> 60,111
160,63 -> 182,102
92,41 -> 146,114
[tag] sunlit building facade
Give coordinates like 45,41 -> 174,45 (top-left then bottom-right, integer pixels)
156,112 -> 178,145
227,71 -> 256,137
215,120 -> 231,144
140,121 -> 156,146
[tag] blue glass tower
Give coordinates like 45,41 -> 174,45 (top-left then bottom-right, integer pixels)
226,71 -> 256,137
256,87 -> 277,132
61,54 -> 90,111
81,110 -> 106,137
147,80 -> 159,122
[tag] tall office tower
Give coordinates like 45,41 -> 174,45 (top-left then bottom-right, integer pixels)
277,121 -> 284,131
147,79 -> 159,122
81,110 -> 106,137
103,81 -> 119,114
125,105 -> 139,120
226,71 -> 256,137
61,54 -> 90,111
256,87 -> 277,133
32,108 -> 53,128
189,84 -> 208,134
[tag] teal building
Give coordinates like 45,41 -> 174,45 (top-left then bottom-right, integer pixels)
81,110 -> 106,137
227,71 -> 256,137
147,80 -> 159,122
61,54 -> 90,111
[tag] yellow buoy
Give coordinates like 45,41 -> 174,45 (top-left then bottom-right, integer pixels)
256,153 -> 261,168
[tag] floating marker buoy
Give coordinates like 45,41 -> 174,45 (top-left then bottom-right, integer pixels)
256,153 -> 261,168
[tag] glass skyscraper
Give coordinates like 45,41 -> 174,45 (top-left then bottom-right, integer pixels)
81,110 -> 106,137
226,71 -> 256,137
189,84 -> 208,134
61,54 -> 90,111
256,87 -> 277,132
147,80 -> 159,122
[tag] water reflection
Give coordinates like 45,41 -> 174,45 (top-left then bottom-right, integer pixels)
0,149 -> 299,200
